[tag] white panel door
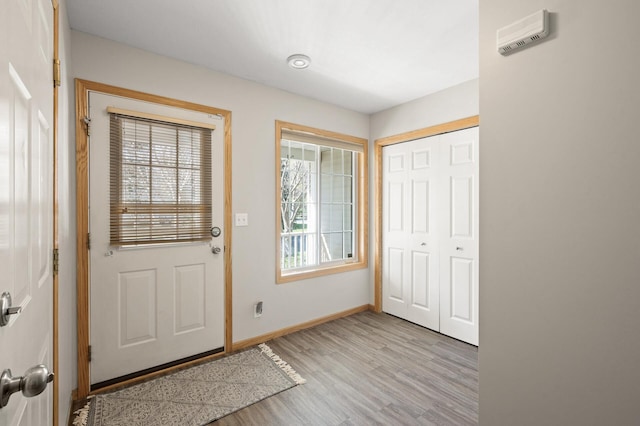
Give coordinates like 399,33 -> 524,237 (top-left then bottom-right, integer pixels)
382,137 -> 440,330
439,127 -> 479,345
88,93 -> 225,386
0,0 -> 54,423
382,126 -> 479,345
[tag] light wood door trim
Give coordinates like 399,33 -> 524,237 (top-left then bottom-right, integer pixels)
373,116 -> 479,312
75,79 -> 233,399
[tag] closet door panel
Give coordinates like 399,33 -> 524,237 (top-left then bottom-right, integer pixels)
440,127 -> 479,345
382,138 -> 440,331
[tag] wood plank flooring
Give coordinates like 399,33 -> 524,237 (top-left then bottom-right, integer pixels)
213,311 -> 478,425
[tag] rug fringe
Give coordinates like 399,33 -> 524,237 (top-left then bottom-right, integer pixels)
71,396 -> 93,426
259,343 -> 307,385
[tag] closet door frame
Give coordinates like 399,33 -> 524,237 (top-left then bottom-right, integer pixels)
373,116 -> 479,313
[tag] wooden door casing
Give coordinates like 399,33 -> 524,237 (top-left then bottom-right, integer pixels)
75,80 -> 234,398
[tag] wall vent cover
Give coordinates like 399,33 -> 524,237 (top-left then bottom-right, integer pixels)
497,9 -> 549,55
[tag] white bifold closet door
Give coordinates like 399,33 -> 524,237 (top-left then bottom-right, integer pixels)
382,126 -> 479,345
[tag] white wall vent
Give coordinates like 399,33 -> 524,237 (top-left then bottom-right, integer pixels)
497,9 -> 549,55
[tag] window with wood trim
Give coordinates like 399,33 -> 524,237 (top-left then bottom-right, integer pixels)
109,112 -> 212,246
276,120 -> 368,282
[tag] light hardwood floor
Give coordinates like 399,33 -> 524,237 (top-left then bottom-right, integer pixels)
213,311 -> 478,425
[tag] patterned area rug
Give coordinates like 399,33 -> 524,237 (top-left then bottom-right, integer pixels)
72,344 -> 305,426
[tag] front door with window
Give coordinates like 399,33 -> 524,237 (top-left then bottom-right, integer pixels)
88,92 -> 225,387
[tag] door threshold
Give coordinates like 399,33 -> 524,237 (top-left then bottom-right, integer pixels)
90,347 -> 224,392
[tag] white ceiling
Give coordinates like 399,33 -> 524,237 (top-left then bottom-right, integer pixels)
65,0 -> 478,114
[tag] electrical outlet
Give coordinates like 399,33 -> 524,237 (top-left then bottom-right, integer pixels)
254,301 -> 263,318
235,213 -> 249,227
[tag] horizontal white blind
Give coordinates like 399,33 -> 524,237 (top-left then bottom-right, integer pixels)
281,128 -> 365,153
106,106 -> 217,130
109,112 -> 212,246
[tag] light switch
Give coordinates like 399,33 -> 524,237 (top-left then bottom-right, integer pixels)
235,213 -> 248,227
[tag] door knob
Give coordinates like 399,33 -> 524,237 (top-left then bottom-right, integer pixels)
211,246 -> 221,254
0,365 -> 54,408
0,292 -> 21,327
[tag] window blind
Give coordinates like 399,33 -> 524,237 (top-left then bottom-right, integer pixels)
109,112 -> 212,246
281,128 -> 365,153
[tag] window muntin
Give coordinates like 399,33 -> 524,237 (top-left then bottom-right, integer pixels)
110,113 -> 212,246
276,121 -> 367,282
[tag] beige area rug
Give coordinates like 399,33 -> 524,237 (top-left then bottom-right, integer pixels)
72,344 -> 305,426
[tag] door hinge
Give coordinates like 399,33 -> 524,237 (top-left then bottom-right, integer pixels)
88,345 -> 92,362
82,116 -> 91,136
52,248 -> 59,276
87,233 -> 91,250
53,59 -> 61,87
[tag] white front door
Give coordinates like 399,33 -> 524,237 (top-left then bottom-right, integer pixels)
88,92 -> 225,386
0,0 -> 55,423
382,137 -> 440,330
382,127 -> 479,345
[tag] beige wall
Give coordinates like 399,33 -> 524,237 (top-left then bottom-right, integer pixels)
370,78 -> 478,140
479,1 -> 640,424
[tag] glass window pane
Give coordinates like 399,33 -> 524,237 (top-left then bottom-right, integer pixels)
151,167 -> 177,203
320,147 -> 332,173
343,205 -> 353,231
178,130 -> 200,168
280,139 -> 290,159
320,233 -> 330,262
320,173 -> 331,200
320,204 -> 331,233
151,126 -> 177,167
281,202 -> 293,232
135,141 -> 150,164
178,169 -> 196,203
301,144 -> 316,162
122,165 -> 150,203
331,204 -> 343,232
344,176 -> 352,202
305,201 -> 316,232
344,151 -> 353,175
332,149 -> 344,174
329,233 -> 344,260
344,232 -> 353,259
282,159 -> 309,202
305,233 -> 316,265
295,202 -> 307,231
192,173 -> 202,203
332,176 -> 344,203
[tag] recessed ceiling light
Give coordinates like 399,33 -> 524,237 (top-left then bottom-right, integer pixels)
287,54 -> 311,69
